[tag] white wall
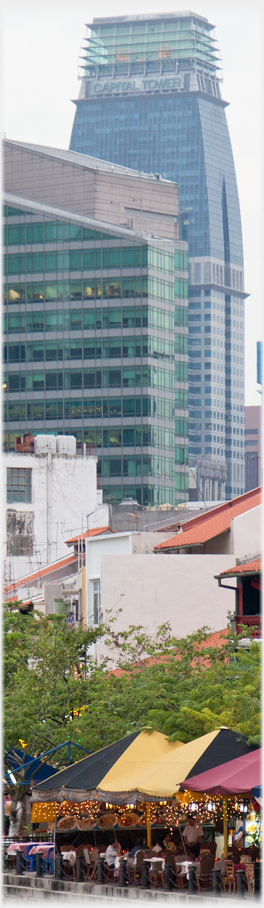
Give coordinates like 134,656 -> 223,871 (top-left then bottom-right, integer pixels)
4,452 -> 101,581
100,554 -> 236,644
232,505 -> 262,560
86,533 -> 132,625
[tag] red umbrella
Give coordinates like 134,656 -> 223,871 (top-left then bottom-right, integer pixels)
181,747 -> 261,796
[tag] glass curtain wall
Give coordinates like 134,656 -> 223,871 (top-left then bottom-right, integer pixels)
3,201 -> 188,506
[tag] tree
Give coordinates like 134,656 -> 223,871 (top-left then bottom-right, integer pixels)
3,604 -> 103,760
3,606 -> 261,777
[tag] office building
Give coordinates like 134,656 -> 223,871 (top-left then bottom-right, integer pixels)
3,142 -> 188,507
244,406 -> 262,491
70,11 -> 247,499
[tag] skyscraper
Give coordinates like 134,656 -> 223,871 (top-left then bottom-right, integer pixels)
3,141 -> 188,507
70,11 -> 247,499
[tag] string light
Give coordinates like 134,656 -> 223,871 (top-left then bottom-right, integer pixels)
31,793 -> 256,829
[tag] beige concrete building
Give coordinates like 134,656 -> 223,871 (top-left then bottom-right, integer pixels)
4,140 -> 179,241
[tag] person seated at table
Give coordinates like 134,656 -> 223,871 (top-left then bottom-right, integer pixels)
199,840 -> 212,857
183,814 -> 203,858
127,836 -> 146,857
105,840 -> 121,868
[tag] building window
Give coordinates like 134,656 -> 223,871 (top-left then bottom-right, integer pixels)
93,580 -> 101,625
7,468 -> 32,503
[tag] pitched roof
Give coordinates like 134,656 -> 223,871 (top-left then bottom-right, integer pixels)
216,558 -> 261,579
154,487 -> 261,553
3,553 -> 78,599
65,526 -> 115,545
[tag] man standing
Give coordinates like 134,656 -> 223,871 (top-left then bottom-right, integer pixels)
183,814 -> 203,858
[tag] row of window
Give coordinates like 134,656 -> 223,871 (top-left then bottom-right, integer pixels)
4,222 -> 187,273
101,454 -> 174,479
4,298 -> 176,337
5,238 -> 149,268
101,484 -> 175,507
5,366 -> 174,395
5,268 -> 186,307
5,341 -> 178,377
4,371 -> 179,412
4,396 -> 177,425
3,217 -> 107,243
4,329 -> 174,363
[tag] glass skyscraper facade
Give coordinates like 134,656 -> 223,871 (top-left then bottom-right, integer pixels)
70,11 -> 247,499
3,195 -> 188,506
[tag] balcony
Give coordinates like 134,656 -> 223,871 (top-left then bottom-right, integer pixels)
235,615 -> 261,640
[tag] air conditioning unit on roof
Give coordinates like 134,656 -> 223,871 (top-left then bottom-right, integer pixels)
56,435 -> 76,455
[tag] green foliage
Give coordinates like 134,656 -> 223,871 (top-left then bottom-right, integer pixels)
3,606 -> 261,776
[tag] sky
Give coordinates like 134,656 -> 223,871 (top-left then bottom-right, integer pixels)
2,0 -> 263,407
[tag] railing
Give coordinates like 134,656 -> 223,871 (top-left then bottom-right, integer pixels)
235,615 -> 261,639
4,850 -> 259,896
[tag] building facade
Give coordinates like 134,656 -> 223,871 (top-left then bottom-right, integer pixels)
70,11 -> 247,499
3,438 -> 104,583
244,406 -> 262,491
3,159 -> 188,507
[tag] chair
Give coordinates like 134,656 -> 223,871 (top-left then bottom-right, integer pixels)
83,847 -> 97,881
24,845 -> 36,872
103,862 -> 116,882
209,841 -> 217,858
43,847 -> 54,874
223,860 -> 236,893
149,858 -> 165,888
60,845 -> 76,880
196,851 -> 214,891
245,863 -> 255,895
126,849 -> 145,885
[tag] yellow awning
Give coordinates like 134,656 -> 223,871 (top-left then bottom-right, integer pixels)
98,729 -> 220,798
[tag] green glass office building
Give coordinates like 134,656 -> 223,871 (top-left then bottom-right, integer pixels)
70,11 -> 247,499
3,192 -> 188,505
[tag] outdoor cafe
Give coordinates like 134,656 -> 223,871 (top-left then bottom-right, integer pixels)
3,728 -> 262,895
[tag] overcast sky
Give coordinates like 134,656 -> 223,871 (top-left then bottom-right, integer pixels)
2,0 -> 263,407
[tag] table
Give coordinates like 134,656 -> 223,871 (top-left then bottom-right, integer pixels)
143,857 -> 165,871
175,860 -> 198,879
61,850 -> 76,865
29,845 -> 54,860
7,842 -> 52,857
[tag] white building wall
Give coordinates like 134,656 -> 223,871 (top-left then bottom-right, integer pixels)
231,505 -> 262,561
99,554 -> 235,649
4,452 -> 104,582
86,533 -> 133,625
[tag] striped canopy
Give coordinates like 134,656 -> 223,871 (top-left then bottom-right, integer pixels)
32,730 -> 183,803
32,726 -> 258,804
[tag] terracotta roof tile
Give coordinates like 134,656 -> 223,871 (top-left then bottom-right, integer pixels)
110,629 -> 229,676
65,526 -> 114,545
218,558 -> 261,578
3,553 -> 78,597
154,488 -> 261,552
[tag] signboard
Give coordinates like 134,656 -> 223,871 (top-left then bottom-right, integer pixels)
88,75 -> 184,97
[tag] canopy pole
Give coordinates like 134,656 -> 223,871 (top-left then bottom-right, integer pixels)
223,797 -> 228,858
54,803 -> 56,865
146,802 -> 151,849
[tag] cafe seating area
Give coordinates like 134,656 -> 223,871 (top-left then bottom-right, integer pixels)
3,834 -> 261,897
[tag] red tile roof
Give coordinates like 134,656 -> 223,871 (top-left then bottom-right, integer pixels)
110,629 -> 229,676
65,526 -> 114,545
217,558 -> 261,578
154,488 -> 261,552
3,553 -> 78,598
